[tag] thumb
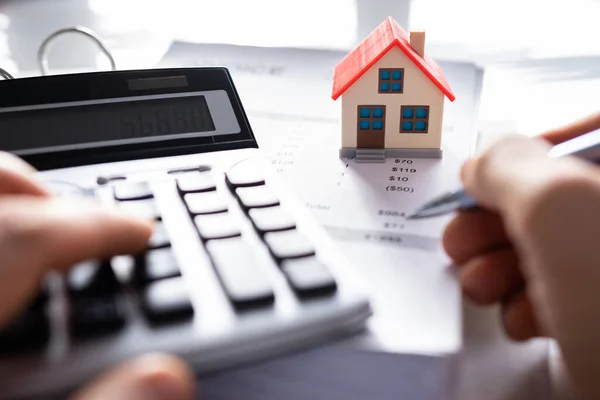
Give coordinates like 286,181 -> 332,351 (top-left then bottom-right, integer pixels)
69,353 -> 196,400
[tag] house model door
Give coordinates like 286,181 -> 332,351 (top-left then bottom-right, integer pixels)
357,105 -> 385,148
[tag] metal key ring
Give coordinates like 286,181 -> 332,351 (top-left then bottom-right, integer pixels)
0,67 -> 14,80
37,26 -> 116,75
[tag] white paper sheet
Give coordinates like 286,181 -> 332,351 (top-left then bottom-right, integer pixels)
157,42 -> 483,357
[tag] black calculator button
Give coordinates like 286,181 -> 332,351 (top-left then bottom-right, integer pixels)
70,296 -> 126,338
281,257 -> 337,296
148,222 -> 170,249
194,213 -> 241,240
118,198 -> 161,220
142,277 -> 194,324
176,173 -> 216,193
67,260 -> 119,296
0,295 -> 50,353
113,181 -> 153,201
248,206 -> 295,233
264,230 -> 315,260
225,169 -> 265,188
206,237 -> 274,307
184,192 -> 228,215
135,248 -> 181,284
235,186 -> 279,209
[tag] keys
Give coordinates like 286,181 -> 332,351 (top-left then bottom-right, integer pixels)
67,260 -> 119,296
149,222 -> 170,249
206,236 -> 274,307
194,213 -> 241,240
264,229 -> 315,260
225,168 -> 264,188
117,198 -> 161,220
281,257 -> 337,296
184,192 -> 228,215
70,296 -> 126,338
141,277 -> 194,324
134,248 -> 181,284
0,291 -> 50,353
67,261 -> 126,338
248,206 -> 296,233
176,173 -> 216,193
235,186 -> 279,209
113,181 -> 153,201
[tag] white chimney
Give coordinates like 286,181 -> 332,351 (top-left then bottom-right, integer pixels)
410,30 -> 426,58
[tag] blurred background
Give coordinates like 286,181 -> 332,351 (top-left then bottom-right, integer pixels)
1,0 -> 599,146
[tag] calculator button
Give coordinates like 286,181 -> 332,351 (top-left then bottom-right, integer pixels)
225,168 -> 265,188
113,181 -> 153,201
206,236 -> 274,307
142,277 -> 194,324
67,260 -> 119,296
0,294 -> 50,353
235,186 -> 279,209
184,192 -> 228,215
248,206 -> 295,233
70,296 -> 126,338
135,248 -> 181,284
148,222 -> 170,249
194,213 -> 241,240
176,173 -> 216,193
264,230 -> 315,260
281,257 -> 337,296
118,198 -> 161,220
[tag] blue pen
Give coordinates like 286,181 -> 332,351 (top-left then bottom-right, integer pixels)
406,127 -> 600,219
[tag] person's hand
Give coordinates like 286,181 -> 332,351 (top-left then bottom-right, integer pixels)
0,152 -> 195,400
442,112 -> 600,399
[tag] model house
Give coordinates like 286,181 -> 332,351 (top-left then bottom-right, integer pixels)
331,17 -> 456,162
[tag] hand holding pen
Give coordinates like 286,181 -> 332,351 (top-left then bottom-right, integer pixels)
432,112 -> 600,399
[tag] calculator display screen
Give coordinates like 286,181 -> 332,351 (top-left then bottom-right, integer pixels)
0,95 -> 220,153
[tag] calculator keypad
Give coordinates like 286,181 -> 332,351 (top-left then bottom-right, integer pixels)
206,236 -> 275,307
0,162 -> 340,355
142,277 -> 194,325
134,248 -> 181,285
113,181 -> 154,201
184,192 -> 228,215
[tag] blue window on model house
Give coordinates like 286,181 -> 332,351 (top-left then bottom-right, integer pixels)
378,68 -> 404,93
358,106 -> 385,130
400,106 -> 429,133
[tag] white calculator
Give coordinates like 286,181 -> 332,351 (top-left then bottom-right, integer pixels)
0,67 -> 371,399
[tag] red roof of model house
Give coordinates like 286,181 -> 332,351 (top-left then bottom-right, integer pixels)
331,17 -> 455,102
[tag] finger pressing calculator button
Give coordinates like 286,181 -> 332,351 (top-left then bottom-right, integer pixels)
248,206 -> 295,233
67,260 -> 119,296
149,222 -> 170,249
113,181 -> 153,201
70,296 -> 126,338
142,277 -> 194,324
176,173 -> 216,193
135,248 -> 181,284
194,213 -> 241,240
264,230 -> 315,260
118,198 -> 161,220
235,186 -> 279,209
281,257 -> 337,296
184,192 -> 228,215
206,236 -> 275,307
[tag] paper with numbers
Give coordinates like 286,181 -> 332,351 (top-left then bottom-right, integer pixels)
158,42 -> 483,357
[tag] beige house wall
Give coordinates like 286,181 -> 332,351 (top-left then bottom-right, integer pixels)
340,47 -> 445,149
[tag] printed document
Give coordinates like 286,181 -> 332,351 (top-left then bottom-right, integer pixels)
157,41 -> 483,356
